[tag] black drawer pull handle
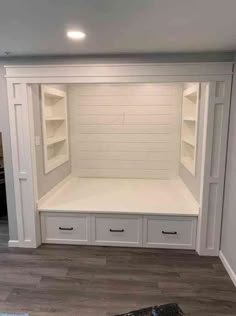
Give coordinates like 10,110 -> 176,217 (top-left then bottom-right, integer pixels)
59,227 -> 74,231
109,229 -> 125,233
162,230 -> 177,235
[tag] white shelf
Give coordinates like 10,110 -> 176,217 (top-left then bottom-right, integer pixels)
43,86 -> 65,99
183,84 -> 199,99
47,136 -> 66,146
183,117 -> 196,122
45,116 -> 66,121
41,85 -> 69,174
182,137 -> 195,147
180,83 -> 200,175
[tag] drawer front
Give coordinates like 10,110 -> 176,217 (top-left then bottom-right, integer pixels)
92,215 -> 142,247
41,213 -> 90,244
143,216 -> 197,249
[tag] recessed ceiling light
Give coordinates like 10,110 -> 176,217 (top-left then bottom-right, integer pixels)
67,30 -> 86,40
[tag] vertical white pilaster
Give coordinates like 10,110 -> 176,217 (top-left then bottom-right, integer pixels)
7,81 -> 38,247
197,79 -> 231,256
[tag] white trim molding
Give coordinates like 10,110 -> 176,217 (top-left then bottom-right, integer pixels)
219,251 -> 236,287
4,63 -> 233,78
8,240 -> 20,248
8,240 -> 36,248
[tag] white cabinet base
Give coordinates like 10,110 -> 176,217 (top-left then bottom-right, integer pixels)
40,212 -> 197,250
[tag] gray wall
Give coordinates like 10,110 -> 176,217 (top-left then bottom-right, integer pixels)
220,67 -> 236,275
32,85 -> 71,199
179,83 -> 207,202
0,53 -> 234,242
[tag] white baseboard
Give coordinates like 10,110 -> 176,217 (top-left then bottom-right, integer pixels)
219,251 -> 236,287
8,239 -> 38,248
8,240 -> 20,247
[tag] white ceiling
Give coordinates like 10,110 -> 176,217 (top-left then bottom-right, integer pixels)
0,0 -> 236,56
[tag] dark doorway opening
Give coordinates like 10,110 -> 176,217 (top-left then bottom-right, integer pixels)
0,132 -> 9,246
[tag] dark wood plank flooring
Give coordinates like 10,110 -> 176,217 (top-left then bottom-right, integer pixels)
0,222 -> 235,316
0,220 -> 9,247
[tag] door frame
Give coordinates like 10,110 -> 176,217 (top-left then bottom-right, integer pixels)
5,62 -> 233,254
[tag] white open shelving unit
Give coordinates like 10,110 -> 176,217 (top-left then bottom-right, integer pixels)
181,83 -> 200,175
41,85 -> 69,174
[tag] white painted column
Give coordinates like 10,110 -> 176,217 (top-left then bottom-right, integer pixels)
197,79 -> 231,256
7,81 -> 39,247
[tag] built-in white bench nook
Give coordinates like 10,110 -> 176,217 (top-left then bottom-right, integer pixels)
5,63 -> 232,257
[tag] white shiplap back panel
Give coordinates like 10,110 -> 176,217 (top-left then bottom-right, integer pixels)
68,83 -> 182,178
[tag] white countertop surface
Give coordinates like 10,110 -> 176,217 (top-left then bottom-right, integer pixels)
38,177 -> 199,216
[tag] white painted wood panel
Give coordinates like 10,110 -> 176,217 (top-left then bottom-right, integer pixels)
74,114 -> 176,125
197,80 -> 231,256
91,214 -> 142,247
76,133 -> 175,143
7,82 -> 39,247
76,125 -> 175,134
41,212 -> 90,245
76,142 -> 178,152
78,151 -> 175,161
78,160 -> 173,170
143,216 -> 197,249
78,169 -> 176,178
77,105 -> 174,115
73,95 -> 177,106
68,83 -> 182,178
68,84 -> 180,96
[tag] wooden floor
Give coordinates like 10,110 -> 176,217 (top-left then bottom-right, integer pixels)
0,222 -> 236,316
0,220 -> 9,247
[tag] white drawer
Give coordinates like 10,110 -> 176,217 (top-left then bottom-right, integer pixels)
143,216 -> 197,249
40,212 -> 90,245
91,215 -> 142,247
